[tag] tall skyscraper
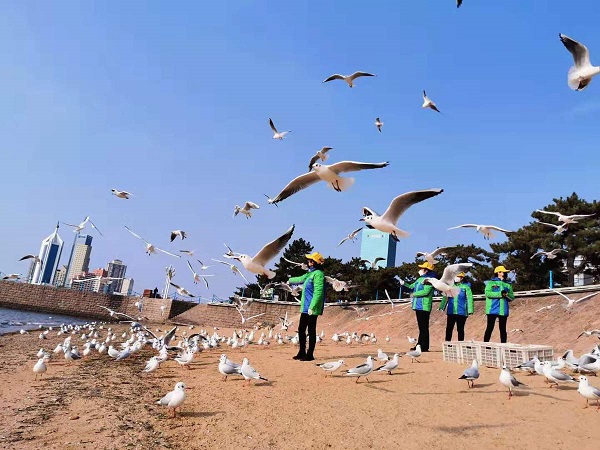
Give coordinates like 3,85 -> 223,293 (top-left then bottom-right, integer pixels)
359,228 -> 397,269
120,278 -> 134,296
54,265 -> 68,287
106,259 -> 127,293
66,235 -> 93,286
31,223 -> 64,285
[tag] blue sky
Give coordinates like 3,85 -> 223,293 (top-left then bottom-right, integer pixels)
1,1 -> 599,299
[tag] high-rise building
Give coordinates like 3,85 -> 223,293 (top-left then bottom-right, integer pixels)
54,265 -> 68,287
106,259 -> 127,293
31,223 -> 64,285
359,228 -> 397,269
71,272 -> 100,293
66,235 -> 93,286
120,278 -> 134,296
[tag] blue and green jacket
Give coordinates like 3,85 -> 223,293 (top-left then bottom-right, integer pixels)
485,277 -> 514,317
407,272 -> 436,312
289,269 -> 325,316
439,282 -> 474,317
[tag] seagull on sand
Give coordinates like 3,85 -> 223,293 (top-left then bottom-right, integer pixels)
186,261 -> 213,288
170,282 -> 195,298
170,230 -> 187,242
233,202 -> 260,219
552,290 -> 599,310
542,361 -> 576,388
375,117 -> 383,132
407,336 -> 417,345
459,360 -> 480,388
228,225 -> 295,279
376,354 -> 400,375
322,71 -> 376,88
344,356 -> 375,383
538,222 -> 569,235
316,360 -> 345,377
536,209 -> 595,224
267,161 -> 390,204
423,263 -> 473,297
360,188 -> 444,241
218,354 -> 242,381
448,224 -> 512,240
269,118 -> 291,140
577,375 -> 600,409
33,357 -> 49,380
212,259 -> 250,284
377,349 -> 389,362
125,226 -> 181,258
422,90 -> 441,113
308,147 -> 333,171
111,189 -> 133,199
499,365 -> 527,399
559,33 -> 600,91
416,247 -> 452,266
19,254 -> 43,267
337,227 -> 363,247
404,345 -> 422,363
143,356 -> 161,374
530,249 -> 565,260
157,382 -> 187,418
241,358 -> 268,385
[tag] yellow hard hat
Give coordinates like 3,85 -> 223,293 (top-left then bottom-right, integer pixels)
456,272 -> 466,278
494,265 -> 510,273
305,252 -> 325,265
418,261 -> 434,270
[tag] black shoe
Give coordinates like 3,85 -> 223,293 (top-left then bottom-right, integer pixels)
293,354 -> 306,360
301,355 -> 315,361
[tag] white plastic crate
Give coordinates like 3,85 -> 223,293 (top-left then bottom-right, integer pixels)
460,343 -> 480,365
479,343 -> 503,367
501,345 -> 554,369
442,342 -> 461,364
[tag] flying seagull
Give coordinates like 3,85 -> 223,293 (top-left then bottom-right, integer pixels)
375,117 -> 383,132
229,225 -> 295,279
19,254 -> 43,268
422,90 -> 441,113
170,282 -> 195,298
552,290 -> 599,309
111,189 -> 133,199
308,147 -> 333,171
234,202 -> 260,219
448,224 -> 512,240
416,247 -> 452,266
63,215 -> 102,236
361,257 -> 386,269
125,226 -> 181,258
423,263 -> 473,297
559,33 -> 600,91
269,118 -> 291,140
170,230 -> 187,242
211,259 -> 250,284
538,222 -> 569,235
322,71 -> 376,88
360,188 -> 444,241
179,249 -> 196,256
268,161 -> 390,204
337,227 -> 363,247
2,273 -> 21,280
186,260 -> 213,288
535,209 -> 595,224
282,256 -> 308,271
530,249 -> 565,260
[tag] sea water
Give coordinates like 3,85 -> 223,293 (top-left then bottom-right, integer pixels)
0,307 -> 89,335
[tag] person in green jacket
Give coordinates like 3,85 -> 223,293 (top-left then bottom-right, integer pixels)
483,265 -> 515,343
439,272 -> 474,341
399,261 -> 436,352
288,252 -> 326,361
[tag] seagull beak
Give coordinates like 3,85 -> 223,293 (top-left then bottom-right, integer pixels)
359,218 -> 365,222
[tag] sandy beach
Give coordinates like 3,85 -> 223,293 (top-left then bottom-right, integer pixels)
1,318 -> 599,450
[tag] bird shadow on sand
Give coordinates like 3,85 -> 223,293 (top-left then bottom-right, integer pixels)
180,411 -> 224,418
433,423 -> 517,435
361,382 -> 396,393
252,380 -> 276,387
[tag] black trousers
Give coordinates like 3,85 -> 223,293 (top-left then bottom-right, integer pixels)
445,314 -> 468,341
415,310 -> 431,352
297,313 -> 318,357
483,314 -> 508,343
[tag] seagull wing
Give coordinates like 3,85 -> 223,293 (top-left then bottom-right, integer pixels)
244,201 -> 260,210
212,259 -> 233,267
125,226 -> 149,244
348,71 -> 376,80
569,214 -> 596,220
269,118 -> 278,133
187,260 -> 196,275
486,225 -> 512,233
234,267 -> 250,284
559,34 -> 591,68
308,154 -> 320,171
373,257 -> 386,266
381,189 -> 444,224
551,289 -> 571,304
535,210 -> 560,217
350,227 -> 363,238
169,282 -> 181,290
430,246 -> 451,258
269,172 -> 321,204
531,251 -> 545,259
337,236 -> 349,247
201,277 -> 210,289
89,220 -> 103,236
538,222 -> 559,229
574,292 -> 599,304
155,247 -> 182,258
328,160 -> 389,175
549,249 -> 565,255
448,224 -> 478,230
282,256 -> 302,267
19,254 -> 36,261
323,74 -> 345,83
440,263 -> 473,285
253,225 -> 295,266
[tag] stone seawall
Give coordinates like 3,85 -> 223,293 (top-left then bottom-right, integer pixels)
0,280 -> 195,322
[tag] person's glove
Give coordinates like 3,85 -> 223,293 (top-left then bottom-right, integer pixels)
501,289 -> 508,297
308,308 -> 314,316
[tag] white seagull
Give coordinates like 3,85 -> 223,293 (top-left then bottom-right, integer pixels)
422,90 -> 441,113
344,356 -> 375,383
2,273 -> 21,280
235,308 -> 265,325
19,254 -> 43,267
33,357 -> 49,380
125,226 -> 181,258
308,147 -> 333,171
211,259 -> 250,284
283,256 -> 308,270
376,354 -> 400,375
423,263 -> 473,298
179,249 -> 196,256
577,375 -> 600,409
316,360 -> 345,377
559,33 -> 600,91
552,290 -> 599,310
268,161 -> 390,204
542,361 -> 576,388
536,209 -> 595,224
241,358 -> 268,385
322,71 -> 375,88
448,224 -> 512,240
459,360 -> 480,388
233,202 -> 260,219
63,216 -> 103,236
170,230 -> 187,242
361,188 -> 444,241
111,189 -> 133,199
157,382 -> 187,418
375,117 -> 383,132
530,249 -> 565,260
337,227 -> 363,247
404,345 -> 422,363
229,225 -> 295,279
218,354 -> 242,381
361,257 -> 386,269
416,247 -> 451,266
269,118 -> 291,140
186,261 -> 213,288
538,222 -> 569,235
499,365 -> 526,399
170,282 -> 195,298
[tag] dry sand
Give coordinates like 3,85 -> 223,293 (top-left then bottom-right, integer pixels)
1,308 -> 600,450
